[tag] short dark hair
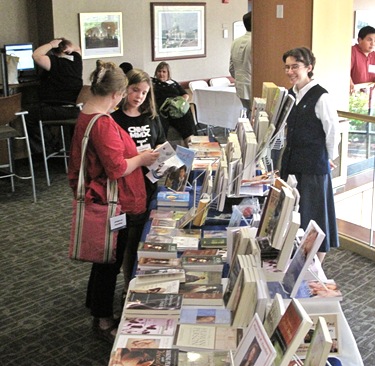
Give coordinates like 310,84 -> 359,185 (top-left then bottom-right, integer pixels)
282,47 -> 316,78
243,11 -> 251,32
51,38 -> 72,55
119,62 -> 133,75
358,26 -> 375,40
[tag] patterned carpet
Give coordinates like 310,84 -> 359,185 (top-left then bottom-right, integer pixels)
0,158 -> 374,365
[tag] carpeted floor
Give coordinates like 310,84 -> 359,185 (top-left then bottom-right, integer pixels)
1,157 -> 374,365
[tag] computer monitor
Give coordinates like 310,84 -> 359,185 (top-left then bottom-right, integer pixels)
4,43 -> 35,72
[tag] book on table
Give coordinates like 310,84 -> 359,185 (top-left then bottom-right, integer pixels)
175,324 -> 243,352
178,350 -> 233,366
178,283 -> 224,306
137,257 -> 182,271
184,270 -> 223,285
181,255 -> 224,272
113,333 -> 175,351
267,220 -> 326,300
181,249 -> 219,256
295,312 -> 339,361
151,218 -> 177,229
119,316 -> 178,336
124,292 -> 183,315
263,293 -> 286,338
233,313 -> 276,366
179,308 -> 232,326
109,348 -> 179,366
130,279 -> 180,294
269,298 -> 313,366
157,191 -> 190,208
303,316 -> 333,366
135,268 -> 186,285
137,242 -> 178,259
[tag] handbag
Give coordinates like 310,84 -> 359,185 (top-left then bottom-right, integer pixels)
69,114 -> 121,263
159,96 -> 190,119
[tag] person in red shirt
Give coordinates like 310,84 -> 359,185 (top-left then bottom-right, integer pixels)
350,25 -> 375,94
68,60 -> 159,343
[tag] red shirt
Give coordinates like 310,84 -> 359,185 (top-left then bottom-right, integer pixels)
351,44 -> 375,84
68,113 -> 146,215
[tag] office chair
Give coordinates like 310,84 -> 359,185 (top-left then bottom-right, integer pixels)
0,93 -> 36,202
209,77 -> 231,87
39,85 -> 91,186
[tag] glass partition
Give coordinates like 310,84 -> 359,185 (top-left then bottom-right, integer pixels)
336,87 -> 375,247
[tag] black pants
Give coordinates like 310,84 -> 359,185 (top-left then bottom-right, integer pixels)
25,103 -> 80,154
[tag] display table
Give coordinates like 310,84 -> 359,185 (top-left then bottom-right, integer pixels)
192,85 -> 243,129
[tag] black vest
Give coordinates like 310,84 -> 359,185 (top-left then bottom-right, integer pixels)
281,84 -> 330,178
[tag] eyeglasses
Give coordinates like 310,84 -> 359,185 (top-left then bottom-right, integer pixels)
283,64 -> 305,72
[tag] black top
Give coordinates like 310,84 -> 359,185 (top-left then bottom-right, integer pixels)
39,51 -> 83,103
151,77 -> 187,108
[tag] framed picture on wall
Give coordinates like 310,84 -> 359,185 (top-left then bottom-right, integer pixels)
150,2 -> 206,61
79,12 -> 123,59
353,10 -> 375,39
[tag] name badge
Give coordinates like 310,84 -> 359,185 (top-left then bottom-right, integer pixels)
137,144 -> 151,152
368,64 -> 375,73
110,213 -> 127,231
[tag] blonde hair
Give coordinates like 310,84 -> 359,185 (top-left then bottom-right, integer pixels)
90,60 -> 128,96
124,68 -> 157,118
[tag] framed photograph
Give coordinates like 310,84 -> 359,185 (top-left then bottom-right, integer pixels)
150,2 -> 206,61
353,10 -> 375,39
79,12 -> 123,59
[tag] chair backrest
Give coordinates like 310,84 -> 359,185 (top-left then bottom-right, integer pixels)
189,80 -> 209,93
0,93 -> 22,127
209,77 -> 230,87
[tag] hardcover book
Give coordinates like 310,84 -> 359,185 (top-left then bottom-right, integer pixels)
233,313 -> 276,366
270,298 -> 313,366
124,292 -> 183,315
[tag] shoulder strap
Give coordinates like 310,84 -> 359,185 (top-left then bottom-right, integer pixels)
76,114 -> 118,204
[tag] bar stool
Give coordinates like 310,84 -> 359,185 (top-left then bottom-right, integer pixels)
0,93 -> 36,202
39,85 -> 91,186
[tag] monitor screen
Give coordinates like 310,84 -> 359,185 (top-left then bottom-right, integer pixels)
4,43 -> 35,72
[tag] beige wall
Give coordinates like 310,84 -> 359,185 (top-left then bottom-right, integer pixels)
50,0 -> 247,83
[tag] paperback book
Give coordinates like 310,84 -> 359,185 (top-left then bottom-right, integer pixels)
178,350 -> 233,366
184,271 -> 223,285
137,257 -> 182,271
135,268 -> 186,285
137,242 -> 178,259
131,279 -> 180,294
124,292 -> 183,315
179,308 -> 232,326
114,334 -> 174,351
119,316 -> 178,336
179,283 -> 224,306
109,348 -> 179,366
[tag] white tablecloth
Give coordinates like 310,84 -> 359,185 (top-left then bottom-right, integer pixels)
192,85 -> 243,129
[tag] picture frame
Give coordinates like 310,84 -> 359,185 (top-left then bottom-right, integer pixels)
353,10 -> 375,39
79,12 -> 123,59
150,2 -> 206,61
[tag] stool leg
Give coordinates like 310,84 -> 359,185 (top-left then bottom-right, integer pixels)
60,125 -> 68,174
39,120 -> 51,186
6,138 -> 15,192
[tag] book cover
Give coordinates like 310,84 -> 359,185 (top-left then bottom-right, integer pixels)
120,316 -> 178,336
179,283 -> 223,306
296,313 -> 338,360
137,242 -> 178,259
295,279 -> 343,302
114,333 -> 174,350
304,317 -> 333,366
125,292 -> 183,315
151,218 -> 177,228
179,308 -> 232,326
131,279 -> 180,294
201,237 -> 227,249
182,249 -> 219,256
135,268 -> 186,285
178,350 -> 233,366
233,313 -> 276,366
181,255 -> 224,271
270,298 -> 313,366
137,257 -> 182,270
157,191 -> 190,207
263,293 -> 286,337
109,348 -> 179,366
268,220 -> 325,300
175,324 -> 243,352
185,271 -> 223,285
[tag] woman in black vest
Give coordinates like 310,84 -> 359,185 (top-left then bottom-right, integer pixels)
280,47 -> 340,263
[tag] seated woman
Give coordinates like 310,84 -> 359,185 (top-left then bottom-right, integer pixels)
152,61 -> 196,147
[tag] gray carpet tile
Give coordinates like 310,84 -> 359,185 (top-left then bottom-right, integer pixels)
1,157 -> 375,365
